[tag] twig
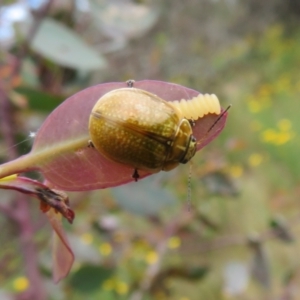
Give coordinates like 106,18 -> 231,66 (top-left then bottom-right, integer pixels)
130,238 -> 168,300
181,213 -> 300,255
0,1 -> 54,299
130,209 -> 194,300
130,210 -> 300,300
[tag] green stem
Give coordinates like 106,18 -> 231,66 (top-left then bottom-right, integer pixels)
0,135 -> 89,179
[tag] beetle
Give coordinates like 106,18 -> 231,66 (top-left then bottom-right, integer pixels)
88,81 -> 221,181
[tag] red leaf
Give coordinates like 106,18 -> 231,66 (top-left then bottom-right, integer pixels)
47,209 -> 74,283
0,176 -> 75,281
0,175 -> 74,223
0,81 -> 228,191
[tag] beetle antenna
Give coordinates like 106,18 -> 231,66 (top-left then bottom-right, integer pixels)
196,104 -> 231,146
207,104 -> 231,134
186,162 -> 193,211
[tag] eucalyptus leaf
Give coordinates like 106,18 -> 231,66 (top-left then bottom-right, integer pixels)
111,175 -> 177,215
30,18 -> 107,70
92,0 -> 159,39
69,265 -> 113,293
0,80 -> 228,191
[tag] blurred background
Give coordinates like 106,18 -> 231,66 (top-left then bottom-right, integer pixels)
1,0 -> 300,299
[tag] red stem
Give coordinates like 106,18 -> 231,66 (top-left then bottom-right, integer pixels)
14,196 -> 47,300
0,94 -> 47,300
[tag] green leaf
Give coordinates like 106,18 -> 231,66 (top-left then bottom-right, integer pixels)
30,18 -> 107,71
111,175 -> 176,216
69,265 -> 113,293
15,86 -> 65,112
92,1 -> 159,39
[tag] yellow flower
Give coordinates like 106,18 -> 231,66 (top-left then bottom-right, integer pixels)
247,100 -> 262,113
167,236 -> 181,249
102,279 -> 114,291
277,119 -> 292,131
99,243 -> 112,256
229,165 -> 243,178
248,153 -> 263,167
13,276 -> 29,292
115,281 -> 129,295
261,129 -> 277,143
274,131 -> 294,145
258,84 -> 272,97
261,126 -> 294,146
145,251 -> 158,265
80,233 -> 93,245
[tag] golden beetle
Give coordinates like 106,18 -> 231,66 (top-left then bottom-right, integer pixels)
89,82 -> 221,181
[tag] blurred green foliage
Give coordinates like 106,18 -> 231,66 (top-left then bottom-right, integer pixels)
1,0 -> 300,299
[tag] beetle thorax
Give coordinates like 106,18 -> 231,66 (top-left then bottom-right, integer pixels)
162,118 -> 197,171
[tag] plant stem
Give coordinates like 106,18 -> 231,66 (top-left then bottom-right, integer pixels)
130,209 -> 194,300
0,135 -> 89,179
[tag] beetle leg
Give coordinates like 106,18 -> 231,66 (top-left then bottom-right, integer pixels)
88,140 -> 95,148
132,169 -> 140,182
188,119 -> 196,127
126,79 -> 135,88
